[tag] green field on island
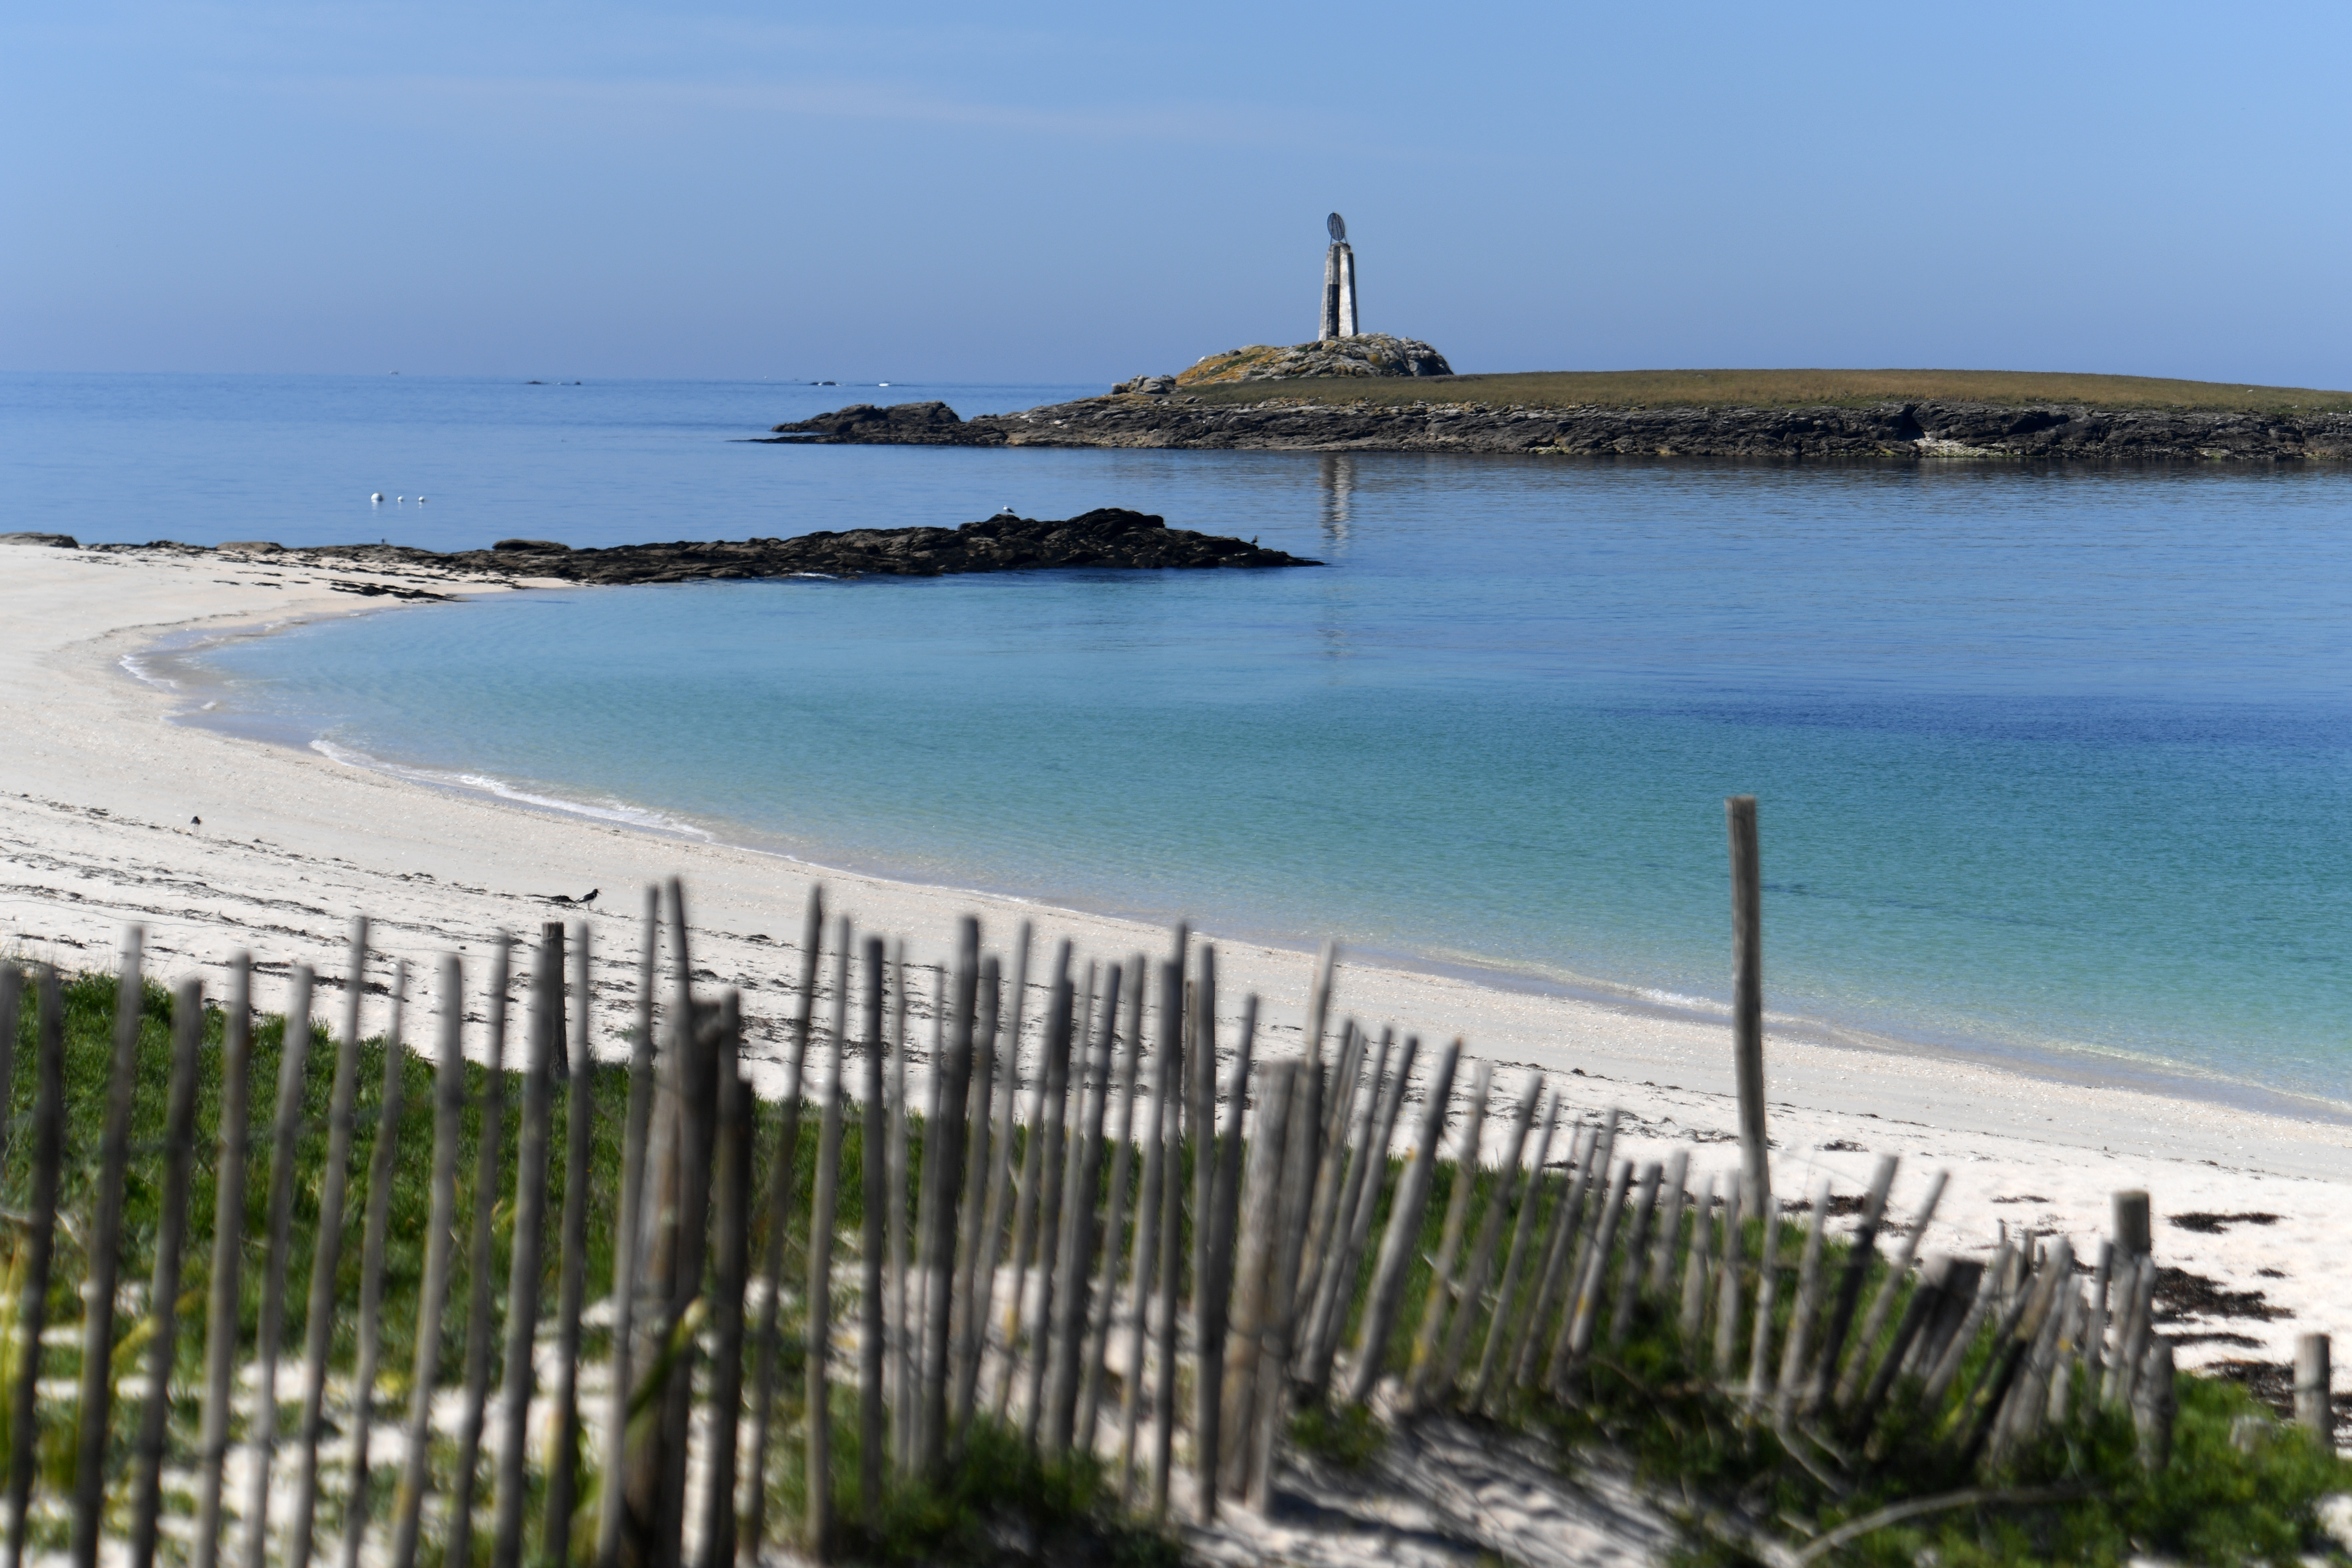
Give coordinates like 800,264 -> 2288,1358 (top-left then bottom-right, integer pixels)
1176,368 -> 2352,413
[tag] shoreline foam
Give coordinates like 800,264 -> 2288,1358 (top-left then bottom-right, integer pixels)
3,537 -> 2349,1377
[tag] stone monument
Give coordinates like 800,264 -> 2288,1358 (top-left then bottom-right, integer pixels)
1320,212 -> 1359,341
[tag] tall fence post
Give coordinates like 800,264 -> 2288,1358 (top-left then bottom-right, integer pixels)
1727,796 -> 1770,1217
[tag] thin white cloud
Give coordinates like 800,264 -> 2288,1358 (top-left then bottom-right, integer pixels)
248,70 -> 1364,153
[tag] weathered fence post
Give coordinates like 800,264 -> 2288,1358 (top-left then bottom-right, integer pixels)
1744,1198 -> 1786,1405
1249,1059 -> 1321,1515
918,918 -> 981,1473
2296,1333 -> 2333,1440
859,939 -> 890,1509
1808,1155 -> 1898,1413
0,964 -> 18,1172
1604,1161 -> 1665,1353
1116,963 -> 1171,1500
1347,1040 -> 1462,1405
950,958 -> 1002,1430
390,956 -> 469,1568
2113,1189 -> 2152,1261
543,924 -> 596,1566
128,975 -> 206,1568
446,933 -> 515,1568
72,928 -> 147,1568
598,887 -> 662,1568
806,925 -> 853,1559
1514,1109 -> 1610,1390
1405,1062 -> 1493,1407
2134,1338 -> 2177,1469
697,993 -> 751,1568
1710,1180 -> 1746,1376
244,962 -> 315,1568
1472,1088 -> 1561,1406
1726,796 -> 1770,1216
1773,1178 -> 1834,1422
1439,1077 -> 1542,1392
1015,958 -> 1076,1442
1833,1169 -> 1947,1411
7,968 -> 64,1568
1303,1028 -> 1400,1398
290,920 -> 371,1568
493,927 -> 563,1568
739,885 -> 822,1565
1078,961 -> 1144,1456
973,926 -> 1033,1434
1191,990 -> 1256,1522
1046,964 -> 1120,1453
1220,1057 -> 1295,1502
1146,953 -> 1192,1519
193,955 -> 255,1568
338,964 -> 413,1568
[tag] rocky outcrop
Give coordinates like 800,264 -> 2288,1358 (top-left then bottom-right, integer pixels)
460,509 -> 1316,581
761,395 -> 2352,462
101,510 -> 1316,585
768,400 -> 973,444
1177,335 -> 1455,385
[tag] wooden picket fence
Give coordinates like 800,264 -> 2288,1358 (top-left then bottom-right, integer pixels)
0,875 -> 2267,1568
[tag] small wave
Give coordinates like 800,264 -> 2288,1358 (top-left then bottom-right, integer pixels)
310,737 -> 715,840
119,652 -> 182,693
1635,985 -> 1726,1014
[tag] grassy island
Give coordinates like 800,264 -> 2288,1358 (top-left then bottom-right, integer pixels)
1173,368 -> 2352,414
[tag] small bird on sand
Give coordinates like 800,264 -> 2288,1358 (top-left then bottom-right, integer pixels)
191,815 -> 201,826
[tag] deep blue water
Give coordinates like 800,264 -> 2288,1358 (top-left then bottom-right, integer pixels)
8,373 -> 2348,1104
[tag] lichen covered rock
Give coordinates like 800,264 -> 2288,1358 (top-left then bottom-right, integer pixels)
1177,335 -> 1454,386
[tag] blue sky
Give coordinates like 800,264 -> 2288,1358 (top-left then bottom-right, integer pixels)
5,2 -> 2346,386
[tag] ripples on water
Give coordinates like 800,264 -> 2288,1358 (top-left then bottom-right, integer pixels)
14,373 -> 2345,1103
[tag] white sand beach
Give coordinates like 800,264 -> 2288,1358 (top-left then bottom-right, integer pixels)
3,535 -> 2347,1388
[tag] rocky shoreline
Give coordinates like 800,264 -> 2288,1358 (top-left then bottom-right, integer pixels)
762,394 -> 2352,462
3,509 -> 1317,585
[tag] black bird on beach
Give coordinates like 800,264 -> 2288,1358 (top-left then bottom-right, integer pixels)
191,815 -> 201,826
544,887 -> 600,905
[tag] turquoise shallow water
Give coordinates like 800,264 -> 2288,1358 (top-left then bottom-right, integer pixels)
10,374 -> 2347,1105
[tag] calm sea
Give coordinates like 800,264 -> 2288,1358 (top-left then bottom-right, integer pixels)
9,372 -> 2349,1106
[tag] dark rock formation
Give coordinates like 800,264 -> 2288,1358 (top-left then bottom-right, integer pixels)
762,395 -> 2352,463
462,509 -> 1315,581
31,513 -> 1317,582
770,400 -> 973,444
232,509 -> 1316,585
